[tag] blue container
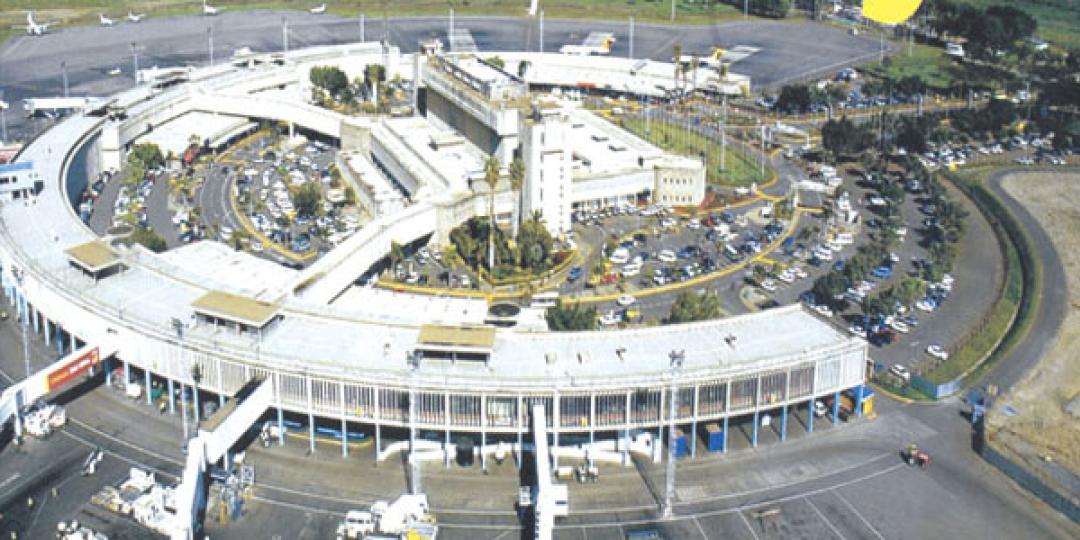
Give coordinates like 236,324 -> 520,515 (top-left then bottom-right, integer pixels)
705,423 -> 725,452
673,429 -> 689,458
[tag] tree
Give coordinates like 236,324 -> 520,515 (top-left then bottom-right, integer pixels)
776,84 -> 812,114
484,156 -> 501,274
811,272 -> 847,308
389,241 -> 405,269
667,291 -> 721,324
131,227 -> 166,253
821,116 -> 872,157
516,212 -> 553,273
293,183 -> 321,218
751,264 -> 768,285
485,56 -> 505,70
509,158 -> 526,238
517,60 -> 531,79
310,65 -> 349,99
129,143 -> 164,170
894,277 -> 928,308
546,301 -> 597,331
364,64 -> 386,92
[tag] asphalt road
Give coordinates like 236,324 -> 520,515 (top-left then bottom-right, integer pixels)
981,168 -> 1069,395
0,12 -> 885,141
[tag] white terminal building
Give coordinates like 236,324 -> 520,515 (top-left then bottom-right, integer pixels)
0,42 -> 867,537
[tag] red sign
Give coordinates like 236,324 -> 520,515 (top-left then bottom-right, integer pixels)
46,348 -> 100,392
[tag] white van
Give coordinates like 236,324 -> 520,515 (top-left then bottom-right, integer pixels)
609,247 -> 630,265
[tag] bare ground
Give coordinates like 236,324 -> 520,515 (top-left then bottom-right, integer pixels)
989,170 -> 1080,476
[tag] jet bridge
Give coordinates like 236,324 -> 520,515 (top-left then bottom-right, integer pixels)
528,404 -> 568,540
1,344 -> 110,439
172,377 -> 273,540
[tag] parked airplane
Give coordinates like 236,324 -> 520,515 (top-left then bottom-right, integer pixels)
20,11 -> 55,36
127,11 -> 146,23
310,3 -> 327,15
202,1 -> 220,16
99,14 -> 115,27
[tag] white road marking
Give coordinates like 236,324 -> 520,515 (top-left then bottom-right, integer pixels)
739,510 -> 762,540
693,516 -> 710,539
806,496 -> 847,540
833,489 -> 886,540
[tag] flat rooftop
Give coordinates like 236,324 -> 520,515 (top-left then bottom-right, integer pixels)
384,116 -> 485,196
191,290 -> 280,328
65,240 -> 121,273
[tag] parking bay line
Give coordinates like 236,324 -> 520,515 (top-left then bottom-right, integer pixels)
738,510 -> 762,540
806,497 -> 847,540
832,489 -> 886,540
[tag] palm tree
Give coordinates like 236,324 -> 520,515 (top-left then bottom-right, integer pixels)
484,156 -> 501,274
508,158 -> 526,238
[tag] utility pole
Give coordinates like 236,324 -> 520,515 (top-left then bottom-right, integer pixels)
282,17 -> 289,53
449,7 -> 454,42
671,0 -> 676,21
629,16 -> 634,59
208,26 -> 214,66
661,350 -> 685,519
360,13 -> 365,42
720,95 -> 727,171
61,62 -> 69,98
744,0 -> 749,18
539,10 -> 544,53
760,124 -> 767,180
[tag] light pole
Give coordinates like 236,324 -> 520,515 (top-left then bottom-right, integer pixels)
448,7 -> 454,43
408,351 -> 421,494
629,16 -> 634,59
539,9 -> 544,53
0,93 -> 9,143
207,26 -> 214,66
13,270 -> 31,379
172,318 -> 189,442
282,17 -> 289,53
359,13 -> 365,42
131,42 -> 140,84
61,62 -> 69,98
661,350 -> 685,519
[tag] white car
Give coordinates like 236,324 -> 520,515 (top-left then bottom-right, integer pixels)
926,345 -> 949,360
687,218 -> 701,230
813,400 -> 829,417
599,311 -> 621,327
621,263 -> 642,278
889,364 -> 911,382
890,320 -> 910,334
812,304 -> 833,318
915,299 -> 936,312
609,247 -> 630,265
657,249 -> 677,263
617,295 -> 637,307
760,279 -> 777,292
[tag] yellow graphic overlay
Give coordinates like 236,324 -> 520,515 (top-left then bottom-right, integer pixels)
863,0 -> 924,25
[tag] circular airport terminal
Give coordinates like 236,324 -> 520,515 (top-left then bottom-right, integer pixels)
1,6 -> 1076,540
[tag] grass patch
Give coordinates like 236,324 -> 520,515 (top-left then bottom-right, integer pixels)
617,116 -> 766,187
952,0 -> 1080,50
863,42 -> 1019,92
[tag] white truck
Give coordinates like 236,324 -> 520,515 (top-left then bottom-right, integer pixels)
23,402 -> 66,438
336,494 -> 438,540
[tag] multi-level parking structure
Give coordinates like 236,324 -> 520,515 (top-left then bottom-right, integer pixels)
0,42 -> 867,464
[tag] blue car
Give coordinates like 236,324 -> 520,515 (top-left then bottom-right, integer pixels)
567,266 -> 584,282
872,266 -> 892,279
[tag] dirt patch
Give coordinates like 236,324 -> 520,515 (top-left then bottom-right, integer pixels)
989,170 -> 1080,476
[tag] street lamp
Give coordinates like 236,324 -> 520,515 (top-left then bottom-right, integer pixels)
661,349 -> 685,519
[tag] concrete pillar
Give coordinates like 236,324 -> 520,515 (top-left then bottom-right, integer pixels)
123,359 -> 131,385
752,411 -> 759,448
807,399 -> 815,433
480,395 -> 487,471
780,405 -> 788,441
832,391 -> 840,426
145,369 -> 152,405
855,386 -> 864,417
340,383 -> 349,458
43,319 -> 51,346
104,356 -> 113,387
722,416 -> 729,453
168,378 -> 176,414
375,423 -> 381,463
277,406 -> 285,446
30,305 -> 39,334
55,325 -> 63,356
307,377 -> 316,455
552,393 -> 560,470
69,332 -> 76,352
